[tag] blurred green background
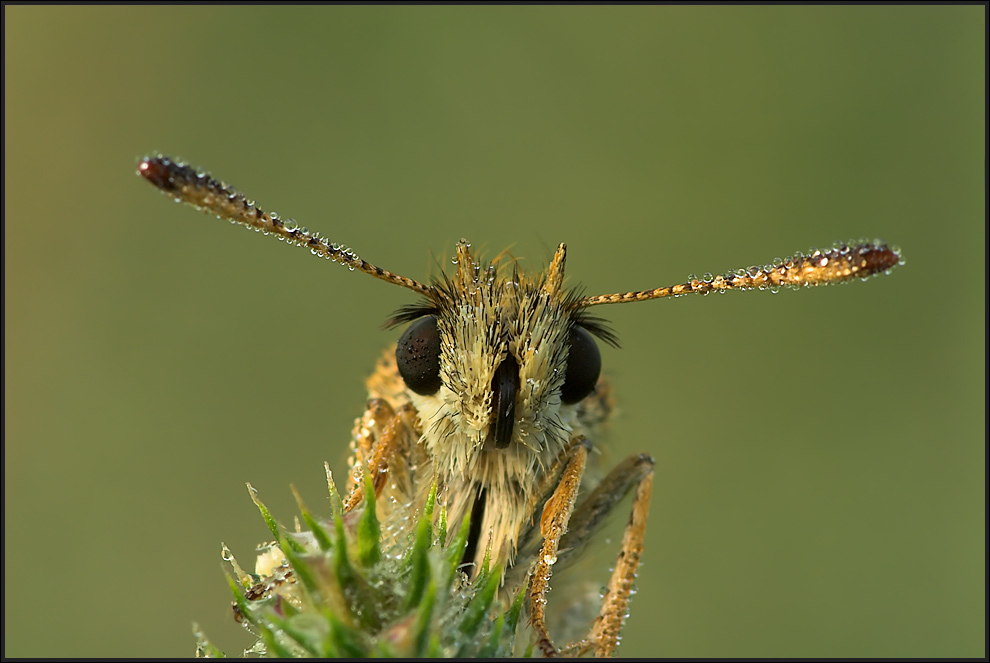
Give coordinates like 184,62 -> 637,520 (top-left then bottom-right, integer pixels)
4,5 -> 984,658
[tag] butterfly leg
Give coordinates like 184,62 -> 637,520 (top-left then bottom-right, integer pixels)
555,452 -> 654,658
343,398 -> 418,513
528,436 -> 592,657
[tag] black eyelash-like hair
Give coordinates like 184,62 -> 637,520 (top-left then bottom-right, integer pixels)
565,287 -> 619,348
385,286 -> 620,349
574,313 -> 620,348
384,301 -> 438,329
383,269 -> 461,329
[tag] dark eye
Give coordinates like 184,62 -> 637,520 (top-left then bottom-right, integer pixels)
560,325 -> 601,404
396,315 -> 442,395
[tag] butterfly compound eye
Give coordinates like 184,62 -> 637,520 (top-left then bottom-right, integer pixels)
560,325 -> 601,404
396,315 -> 442,395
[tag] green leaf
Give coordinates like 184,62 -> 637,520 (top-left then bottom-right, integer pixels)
411,580 -> 437,657
258,622 -> 295,658
291,484 -> 332,552
248,483 -> 304,554
357,471 -> 381,567
458,558 -> 501,639
404,504 -> 434,611
225,573 -> 255,628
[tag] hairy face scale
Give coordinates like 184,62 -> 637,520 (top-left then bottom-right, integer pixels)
398,243 -> 592,493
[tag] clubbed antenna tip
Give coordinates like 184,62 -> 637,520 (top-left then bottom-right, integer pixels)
573,241 -> 903,308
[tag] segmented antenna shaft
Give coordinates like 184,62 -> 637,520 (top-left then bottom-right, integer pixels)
137,156 -> 431,296
575,242 -> 902,308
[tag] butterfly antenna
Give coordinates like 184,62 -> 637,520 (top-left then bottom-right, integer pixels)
138,155 -> 431,296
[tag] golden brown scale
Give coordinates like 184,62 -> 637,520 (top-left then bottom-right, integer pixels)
138,154 -> 901,657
